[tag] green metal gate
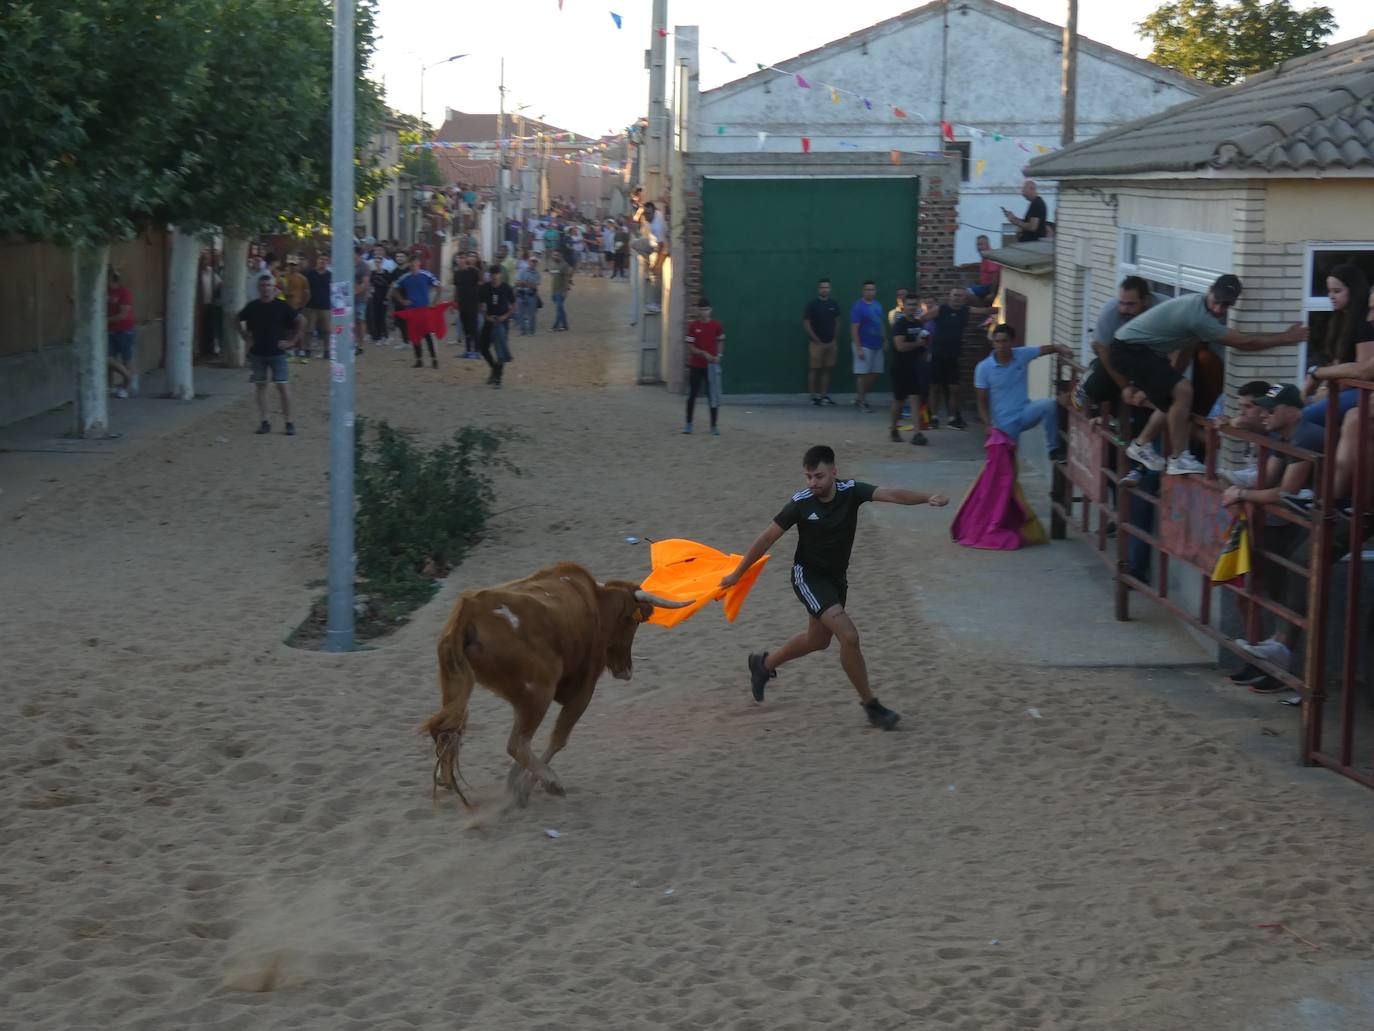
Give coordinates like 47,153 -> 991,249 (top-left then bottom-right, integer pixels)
701,176 -> 919,395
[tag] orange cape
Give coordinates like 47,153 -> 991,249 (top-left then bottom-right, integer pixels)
639,538 -> 770,628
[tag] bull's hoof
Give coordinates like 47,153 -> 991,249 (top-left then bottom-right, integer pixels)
541,775 -> 565,797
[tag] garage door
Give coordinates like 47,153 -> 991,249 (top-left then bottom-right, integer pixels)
701,176 -> 919,395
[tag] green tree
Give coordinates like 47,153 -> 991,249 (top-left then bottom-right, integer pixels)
1137,0 -> 1335,86
394,113 -> 442,186
0,0 -> 213,435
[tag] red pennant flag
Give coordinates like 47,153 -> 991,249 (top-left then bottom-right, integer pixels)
893,106 -> 907,118
657,28 -> 668,37
941,120 -> 955,141
801,137 -> 811,154
795,74 -> 810,89
890,149 -> 900,165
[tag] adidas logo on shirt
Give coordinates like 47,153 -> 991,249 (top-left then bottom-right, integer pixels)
807,512 -> 820,520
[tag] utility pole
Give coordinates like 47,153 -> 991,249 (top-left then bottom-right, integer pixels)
644,0 -> 669,203
326,0 -> 356,652
1061,0 -> 1079,146
496,58 -> 506,252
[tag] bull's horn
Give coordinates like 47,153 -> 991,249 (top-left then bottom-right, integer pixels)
634,590 -> 693,609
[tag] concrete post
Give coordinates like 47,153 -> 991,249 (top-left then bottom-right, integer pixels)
165,227 -> 198,400
220,234 -> 249,368
72,243 -> 111,438
665,25 -> 700,396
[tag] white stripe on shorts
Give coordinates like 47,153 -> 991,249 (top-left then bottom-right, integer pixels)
793,564 -> 821,613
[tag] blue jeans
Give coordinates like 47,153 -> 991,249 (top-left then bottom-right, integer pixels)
1001,397 -> 1058,456
1302,387 -> 1359,427
516,293 -> 537,335
552,292 -> 568,330
1127,469 -> 1162,582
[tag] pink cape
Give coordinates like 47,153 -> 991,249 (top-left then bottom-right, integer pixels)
950,428 -> 1048,550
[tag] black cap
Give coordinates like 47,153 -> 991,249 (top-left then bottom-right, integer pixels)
1210,274 -> 1242,305
1254,383 -> 1303,409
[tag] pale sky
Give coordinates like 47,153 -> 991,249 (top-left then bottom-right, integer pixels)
374,0 -> 1370,139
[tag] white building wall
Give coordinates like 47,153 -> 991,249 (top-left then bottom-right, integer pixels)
694,1 -> 1203,264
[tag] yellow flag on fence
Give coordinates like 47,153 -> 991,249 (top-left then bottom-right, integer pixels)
1211,514 -> 1252,583
975,158 -> 986,178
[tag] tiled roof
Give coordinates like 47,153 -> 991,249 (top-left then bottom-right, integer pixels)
1028,31 -> 1374,178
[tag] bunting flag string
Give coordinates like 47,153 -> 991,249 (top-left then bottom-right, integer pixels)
609,11 -> 621,29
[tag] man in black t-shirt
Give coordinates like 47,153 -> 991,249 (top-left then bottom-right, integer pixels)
889,296 -> 931,445
1002,179 -> 1048,243
453,251 -> 483,356
477,266 -> 516,387
929,287 -> 994,430
802,278 -> 842,406
237,273 -> 302,435
719,444 -> 949,730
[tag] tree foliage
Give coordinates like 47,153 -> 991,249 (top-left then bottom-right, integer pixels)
1137,0 -> 1336,87
393,113 -> 442,187
0,0 -> 212,245
0,0 -> 387,244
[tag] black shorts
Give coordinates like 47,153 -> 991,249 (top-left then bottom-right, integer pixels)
1108,341 -> 1181,411
791,564 -> 846,618
930,349 -> 960,386
891,353 -> 930,402
1081,358 -> 1120,404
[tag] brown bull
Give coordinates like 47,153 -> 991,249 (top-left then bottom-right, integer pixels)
423,561 -> 687,808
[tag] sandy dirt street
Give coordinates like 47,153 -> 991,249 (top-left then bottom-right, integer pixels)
4,276 -> 1374,1030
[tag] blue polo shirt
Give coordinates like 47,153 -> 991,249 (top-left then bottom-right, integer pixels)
849,299 -> 885,350
974,346 -> 1039,430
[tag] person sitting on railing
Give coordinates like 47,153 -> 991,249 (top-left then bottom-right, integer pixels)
1213,380 -> 1272,487
1074,276 -> 1165,425
1225,384 -> 1326,688
1302,265 -> 1374,428
1110,274 -> 1308,477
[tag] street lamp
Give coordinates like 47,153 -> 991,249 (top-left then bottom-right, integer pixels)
419,53 -> 467,135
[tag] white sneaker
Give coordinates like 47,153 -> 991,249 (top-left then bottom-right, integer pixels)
112,387 -> 129,399
1126,440 -> 1166,472
1166,452 -> 1206,475
1237,637 -> 1293,669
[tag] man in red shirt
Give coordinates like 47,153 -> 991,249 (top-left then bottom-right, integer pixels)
968,234 -> 1000,300
683,298 -> 725,435
106,268 -> 138,398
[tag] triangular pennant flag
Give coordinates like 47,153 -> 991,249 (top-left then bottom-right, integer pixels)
716,125 -> 726,135
862,97 -> 873,110
609,11 -> 622,28
795,74 -> 810,88
657,28 -> 668,37
1035,144 -> 1051,154
801,136 -> 811,153
992,131 -> 1003,142
756,63 -> 765,70
890,149 -> 900,165
893,106 -> 907,118
940,120 -> 955,141
830,88 -> 840,104
756,131 -> 768,150
721,50 -> 735,63
975,158 -> 986,178
1016,140 -> 1030,152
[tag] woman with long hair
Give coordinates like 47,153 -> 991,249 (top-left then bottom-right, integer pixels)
1303,263 -> 1374,426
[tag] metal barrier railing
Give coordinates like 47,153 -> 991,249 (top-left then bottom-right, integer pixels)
1049,360 -> 1373,787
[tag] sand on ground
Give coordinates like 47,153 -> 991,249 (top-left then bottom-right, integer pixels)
4,275 -> 1374,1031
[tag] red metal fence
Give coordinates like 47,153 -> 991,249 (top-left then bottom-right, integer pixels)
1051,361 -> 1373,788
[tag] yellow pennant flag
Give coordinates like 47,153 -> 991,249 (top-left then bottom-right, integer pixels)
1035,144 -> 1051,154
1211,515 -> 1252,583
974,158 -> 986,178
830,88 -> 840,104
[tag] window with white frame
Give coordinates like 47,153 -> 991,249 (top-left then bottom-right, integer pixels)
1302,244 -> 1374,369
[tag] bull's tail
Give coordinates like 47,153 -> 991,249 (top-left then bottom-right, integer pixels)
423,604 -> 479,809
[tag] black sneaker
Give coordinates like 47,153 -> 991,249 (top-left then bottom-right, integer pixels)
284,422 -> 296,436
864,698 -> 901,730
1250,676 -> 1288,695
431,358 -> 439,369
747,652 -> 775,703
949,415 -> 968,431
929,415 -> 940,429
1281,493 -> 1314,516
811,395 -> 822,406
255,420 -> 271,434
413,359 -> 423,368
1048,447 -> 1067,464
889,429 -> 902,443
911,432 -> 928,446
820,395 -> 837,406
1229,663 -> 1268,686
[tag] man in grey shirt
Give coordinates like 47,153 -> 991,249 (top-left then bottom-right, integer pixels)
1108,274 -> 1306,475
1075,277 -> 1163,419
